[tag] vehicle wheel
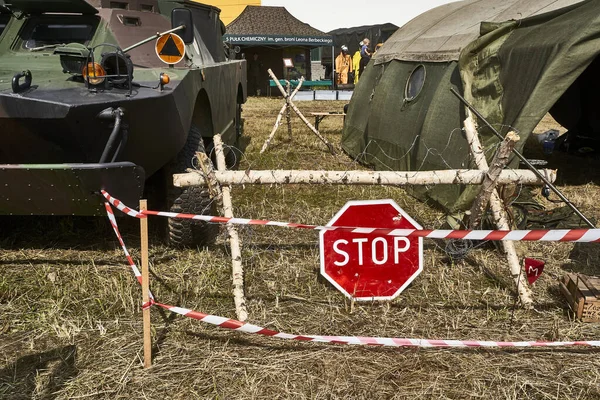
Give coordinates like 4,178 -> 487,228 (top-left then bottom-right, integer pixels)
236,103 -> 244,138
166,125 -> 218,247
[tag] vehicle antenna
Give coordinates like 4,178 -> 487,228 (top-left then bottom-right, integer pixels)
451,87 -> 595,228
122,25 -> 186,53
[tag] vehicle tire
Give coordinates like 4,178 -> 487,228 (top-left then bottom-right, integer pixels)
236,103 -> 243,138
166,125 -> 218,247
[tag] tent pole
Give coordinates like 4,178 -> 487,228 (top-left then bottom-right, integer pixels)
451,87 -> 595,229
331,45 -> 334,89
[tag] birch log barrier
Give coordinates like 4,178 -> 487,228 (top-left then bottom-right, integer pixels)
261,103 -> 290,154
469,131 -> 520,228
260,78 -> 304,154
173,168 -> 555,188
195,151 -> 223,208
267,69 -> 335,154
463,114 -> 533,307
214,135 -> 248,322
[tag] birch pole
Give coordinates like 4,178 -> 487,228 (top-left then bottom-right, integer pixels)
260,79 -> 304,154
463,114 -> 533,306
469,131 -> 520,228
195,151 -> 222,208
261,102 -> 288,154
267,69 -> 335,154
214,134 -> 248,321
173,168 -> 555,188
286,81 -> 292,140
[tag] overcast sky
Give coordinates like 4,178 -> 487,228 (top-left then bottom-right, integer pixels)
261,0 -> 463,33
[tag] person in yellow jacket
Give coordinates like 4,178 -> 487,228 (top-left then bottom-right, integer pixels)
352,42 -> 362,83
335,45 -> 353,85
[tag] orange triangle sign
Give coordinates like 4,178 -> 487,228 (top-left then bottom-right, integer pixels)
155,33 -> 185,65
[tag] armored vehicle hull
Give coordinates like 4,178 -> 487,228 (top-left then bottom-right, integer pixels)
0,0 -> 246,245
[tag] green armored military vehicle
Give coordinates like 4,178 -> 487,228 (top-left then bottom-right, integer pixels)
0,0 -> 246,246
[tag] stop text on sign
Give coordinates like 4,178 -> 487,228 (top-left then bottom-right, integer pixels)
332,236 -> 411,266
319,199 -> 423,301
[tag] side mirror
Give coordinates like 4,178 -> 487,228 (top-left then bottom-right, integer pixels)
171,8 -> 194,44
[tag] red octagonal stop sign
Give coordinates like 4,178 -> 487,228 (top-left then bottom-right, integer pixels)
319,200 -> 423,301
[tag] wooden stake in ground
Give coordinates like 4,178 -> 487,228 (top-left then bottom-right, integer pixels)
214,134 -> 248,322
469,131 -> 520,228
264,69 -> 335,154
463,114 -> 533,307
260,78 -> 303,154
139,199 -> 152,369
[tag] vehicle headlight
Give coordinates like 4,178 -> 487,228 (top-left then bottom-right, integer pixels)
82,62 -> 106,85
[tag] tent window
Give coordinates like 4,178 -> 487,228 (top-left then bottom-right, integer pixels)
405,65 -> 426,101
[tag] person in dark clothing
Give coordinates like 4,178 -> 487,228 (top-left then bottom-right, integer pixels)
359,38 -> 372,77
247,53 -> 263,96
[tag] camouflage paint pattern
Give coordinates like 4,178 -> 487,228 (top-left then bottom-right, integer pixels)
0,0 -> 246,215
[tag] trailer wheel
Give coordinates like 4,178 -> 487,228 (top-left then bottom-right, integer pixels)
166,125 -> 218,247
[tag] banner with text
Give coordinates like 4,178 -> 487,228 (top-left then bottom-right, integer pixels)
224,34 -> 333,46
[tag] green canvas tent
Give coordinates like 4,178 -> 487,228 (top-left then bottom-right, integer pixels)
342,0 -> 600,211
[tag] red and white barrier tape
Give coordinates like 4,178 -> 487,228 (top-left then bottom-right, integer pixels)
102,190 -> 600,243
104,200 -> 600,349
150,302 -> 600,348
104,202 -> 154,300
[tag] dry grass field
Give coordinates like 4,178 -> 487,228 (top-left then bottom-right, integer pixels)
1,97 -> 600,399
